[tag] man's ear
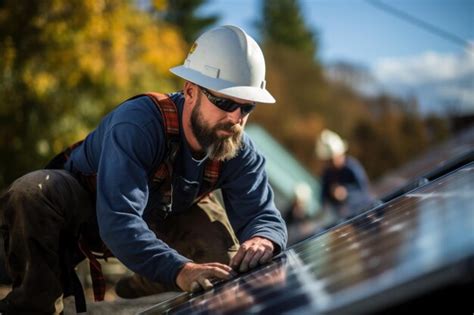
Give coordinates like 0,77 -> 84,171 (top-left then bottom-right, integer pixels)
183,81 -> 198,105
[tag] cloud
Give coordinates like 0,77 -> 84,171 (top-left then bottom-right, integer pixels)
371,48 -> 474,114
374,51 -> 474,84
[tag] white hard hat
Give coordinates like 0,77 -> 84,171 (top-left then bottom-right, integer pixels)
170,25 -> 275,103
316,129 -> 348,160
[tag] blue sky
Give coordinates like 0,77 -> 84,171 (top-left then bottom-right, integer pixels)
200,0 -> 474,114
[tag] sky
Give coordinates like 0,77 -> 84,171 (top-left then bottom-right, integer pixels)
200,0 -> 474,115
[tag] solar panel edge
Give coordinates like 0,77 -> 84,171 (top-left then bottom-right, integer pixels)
138,157 -> 474,315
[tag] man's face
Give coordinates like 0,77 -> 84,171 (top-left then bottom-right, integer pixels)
330,154 -> 346,169
190,92 -> 245,161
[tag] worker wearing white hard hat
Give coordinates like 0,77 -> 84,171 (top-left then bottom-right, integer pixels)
1,25 -> 287,313
316,129 -> 372,222
170,25 -> 275,103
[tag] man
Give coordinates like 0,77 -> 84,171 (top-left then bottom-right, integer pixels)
0,25 -> 287,314
316,129 -> 372,221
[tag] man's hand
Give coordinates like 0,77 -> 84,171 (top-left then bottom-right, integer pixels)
331,184 -> 348,201
176,262 -> 234,292
230,236 -> 274,273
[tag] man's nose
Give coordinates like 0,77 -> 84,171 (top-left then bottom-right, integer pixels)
228,107 -> 243,124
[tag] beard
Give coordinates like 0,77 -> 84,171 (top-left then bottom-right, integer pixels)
191,97 -> 244,161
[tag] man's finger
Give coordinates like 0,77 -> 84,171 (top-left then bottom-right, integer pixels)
206,266 -> 233,280
259,249 -> 273,264
206,262 -> 234,272
206,263 -> 238,277
239,246 -> 257,272
198,277 -> 213,291
190,281 -> 200,293
248,247 -> 265,269
230,246 -> 246,269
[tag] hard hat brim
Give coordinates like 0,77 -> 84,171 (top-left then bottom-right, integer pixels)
170,66 -> 276,104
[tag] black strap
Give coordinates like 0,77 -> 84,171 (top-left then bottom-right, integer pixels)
61,240 -> 87,313
70,269 -> 86,313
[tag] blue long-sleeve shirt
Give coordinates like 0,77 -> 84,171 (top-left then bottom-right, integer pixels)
64,92 -> 287,289
320,156 -> 372,214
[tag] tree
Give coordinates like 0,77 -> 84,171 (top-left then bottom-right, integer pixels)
161,0 -> 219,44
254,0 -> 449,181
258,0 -> 317,57
254,0 -> 324,125
0,0 -> 186,188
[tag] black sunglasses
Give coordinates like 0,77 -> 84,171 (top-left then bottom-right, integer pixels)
199,86 -> 256,115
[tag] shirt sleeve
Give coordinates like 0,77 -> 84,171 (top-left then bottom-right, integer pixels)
96,121 -> 191,289
348,157 -> 371,193
219,141 -> 288,253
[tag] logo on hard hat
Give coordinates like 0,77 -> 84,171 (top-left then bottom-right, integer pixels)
189,42 -> 197,55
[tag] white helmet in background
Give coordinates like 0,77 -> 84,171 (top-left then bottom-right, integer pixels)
316,129 -> 348,160
170,25 -> 275,103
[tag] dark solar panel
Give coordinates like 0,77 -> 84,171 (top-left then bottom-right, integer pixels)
140,163 -> 474,315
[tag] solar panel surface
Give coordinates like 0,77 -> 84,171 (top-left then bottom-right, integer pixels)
140,163 -> 474,315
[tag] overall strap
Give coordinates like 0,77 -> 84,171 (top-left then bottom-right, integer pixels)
143,92 -> 180,137
144,93 -> 181,218
143,92 -> 180,185
198,158 -> 222,201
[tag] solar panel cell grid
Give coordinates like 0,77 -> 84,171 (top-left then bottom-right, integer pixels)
140,164 -> 474,315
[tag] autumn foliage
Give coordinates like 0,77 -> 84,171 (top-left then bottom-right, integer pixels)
0,0 -> 450,189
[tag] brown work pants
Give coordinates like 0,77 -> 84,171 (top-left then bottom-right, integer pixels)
0,169 -> 239,314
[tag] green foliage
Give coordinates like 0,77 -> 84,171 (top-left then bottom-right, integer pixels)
0,0 -> 187,188
162,0 -> 219,44
258,0 -> 317,57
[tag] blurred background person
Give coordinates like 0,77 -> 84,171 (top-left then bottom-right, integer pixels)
284,182 -> 319,244
316,129 -> 373,222
284,182 -> 313,226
